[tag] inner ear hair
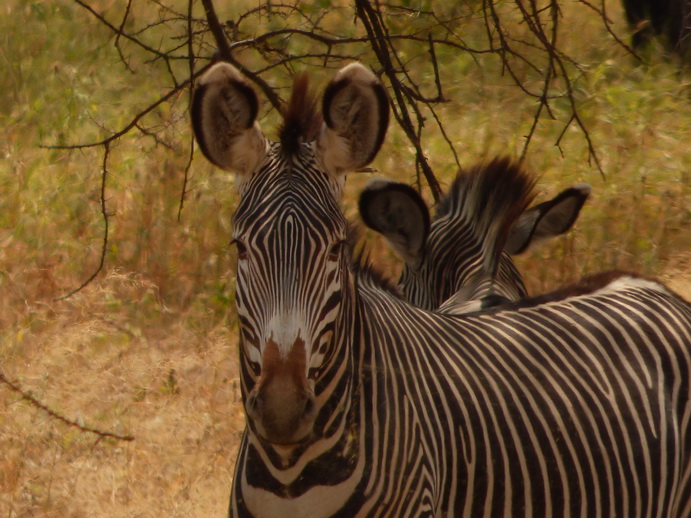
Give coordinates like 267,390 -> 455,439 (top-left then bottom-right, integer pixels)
191,62 -> 266,174
319,63 -> 390,174
359,179 -> 430,269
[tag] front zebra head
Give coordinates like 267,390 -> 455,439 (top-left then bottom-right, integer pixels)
192,62 -> 388,445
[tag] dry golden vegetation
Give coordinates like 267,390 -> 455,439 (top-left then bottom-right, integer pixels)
1,0 -> 690,516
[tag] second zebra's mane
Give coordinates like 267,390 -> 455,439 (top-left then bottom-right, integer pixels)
435,157 -> 537,275
278,74 -> 323,156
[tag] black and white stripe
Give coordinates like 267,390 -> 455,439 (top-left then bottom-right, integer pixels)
191,62 -> 691,518
233,258 -> 691,516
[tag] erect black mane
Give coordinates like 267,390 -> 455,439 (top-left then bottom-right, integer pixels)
437,157 -> 536,234
431,157 -> 537,277
278,74 -> 323,156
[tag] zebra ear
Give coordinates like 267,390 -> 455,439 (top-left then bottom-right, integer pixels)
191,62 -> 267,175
359,178 -> 430,270
318,63 -> 389,175
505,183 -> 591,255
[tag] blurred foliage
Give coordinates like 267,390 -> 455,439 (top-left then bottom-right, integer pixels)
0,0 -> 688,301
0,0 -> 689,319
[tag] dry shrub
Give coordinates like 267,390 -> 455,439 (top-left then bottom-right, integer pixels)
662,252 -> 691,302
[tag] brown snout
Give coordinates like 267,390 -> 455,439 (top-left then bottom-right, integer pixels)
245,338 -> 317,445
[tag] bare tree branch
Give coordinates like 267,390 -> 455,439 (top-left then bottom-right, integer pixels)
178,0 -> 197,222
355,0 -> 443,201
581,0 -> 641,60
43,75 -> 201,150
73,0 -> 174,60
54,143 -> 112,300
0,372 -> 134,442
179,137 -> 195,222
114,0 -> 136,73
66,0 -> 623,190
199,0 -> 232,60
50,0 -> 634,298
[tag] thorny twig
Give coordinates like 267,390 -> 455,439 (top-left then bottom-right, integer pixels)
355,0 -> 443,200
114,0 -> 135,73
54,0 -> 630,296
179,0 -> 196,221
0,372 -> 134,442
54,142 -> 112,301
43,74 -> 203,150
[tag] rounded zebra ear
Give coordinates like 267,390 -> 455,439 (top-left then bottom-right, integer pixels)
505,183 -> 591,254
191,62 -> 267,175
318,63 -> 390,175
359,178 -> 430,270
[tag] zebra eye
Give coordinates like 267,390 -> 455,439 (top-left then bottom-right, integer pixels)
327,240 -> 344,261
233,239 -> 248,260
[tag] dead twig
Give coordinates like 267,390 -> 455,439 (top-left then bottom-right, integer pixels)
53,0 -> 632,291
355,0 -> 443,201
0,372 -> 134,442
54,143 -> 112,301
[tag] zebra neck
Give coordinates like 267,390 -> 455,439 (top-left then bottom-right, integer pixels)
234,359 -> 368,516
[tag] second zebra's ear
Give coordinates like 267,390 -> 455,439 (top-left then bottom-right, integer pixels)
505,183 -> 591,255
318,63 -> 390,175
191,62 -> 267,176
359,178 -> 430,270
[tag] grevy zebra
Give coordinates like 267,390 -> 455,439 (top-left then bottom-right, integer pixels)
192,61 -> 691,517
359,161 -> 591,313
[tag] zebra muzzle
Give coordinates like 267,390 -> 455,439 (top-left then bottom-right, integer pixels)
245,338 -> 318,445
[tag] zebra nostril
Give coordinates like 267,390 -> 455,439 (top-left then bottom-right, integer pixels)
246,391 -> 262,418
303,394 -> 317,420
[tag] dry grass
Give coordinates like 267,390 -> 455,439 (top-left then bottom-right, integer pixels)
1,272 -> 245,517
1,0 -> 690,516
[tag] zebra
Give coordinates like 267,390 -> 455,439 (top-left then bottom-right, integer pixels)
192,61 -> 691,517
358,161 -> 591,313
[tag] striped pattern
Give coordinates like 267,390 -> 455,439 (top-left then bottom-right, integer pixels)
228,151 -> 691,516
231,227 -> 691,517
232,143 -> 348,379
347,274 -> 691,517
190,62 -> 691,518
400,158 -> 534,311
361,159 -> 589,315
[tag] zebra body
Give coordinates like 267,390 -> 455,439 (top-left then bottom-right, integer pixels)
359,162 -> 591,313
232,271 -> 691,517
191,62 -> 691,517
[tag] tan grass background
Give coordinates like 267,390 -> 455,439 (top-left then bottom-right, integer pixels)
1,0 -> 690,516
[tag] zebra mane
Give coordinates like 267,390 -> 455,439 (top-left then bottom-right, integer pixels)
279,73 -> 323,156
347,223 -> 403,296
481,270 -> 648,313
435,157 -> 537,276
